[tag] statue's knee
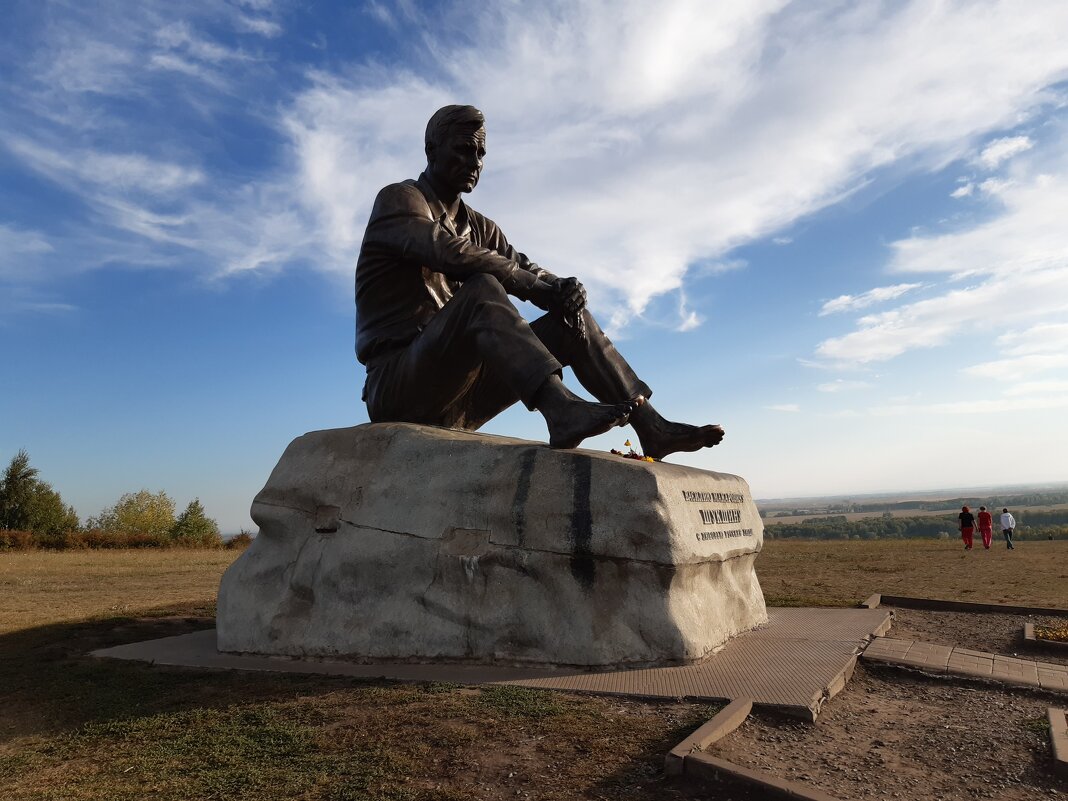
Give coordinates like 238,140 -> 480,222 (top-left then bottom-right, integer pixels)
580,307 -> 606,338
462,273 -> 506,297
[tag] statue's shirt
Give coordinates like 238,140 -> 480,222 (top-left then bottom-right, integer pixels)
355,172 -> 552,364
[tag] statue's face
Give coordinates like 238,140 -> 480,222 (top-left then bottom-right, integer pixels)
428,127 -> 486,195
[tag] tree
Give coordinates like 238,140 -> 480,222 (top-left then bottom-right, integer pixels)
0,450 -> 39,529
23,483 -> 80,536
89,490 -> 176,538
169,498 -> 222,547
0,450 -> 79,535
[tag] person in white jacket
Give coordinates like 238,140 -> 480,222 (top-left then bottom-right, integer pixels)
999,508 -> 1016,550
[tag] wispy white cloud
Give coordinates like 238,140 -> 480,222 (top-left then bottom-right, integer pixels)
0,224 -> 55,283
819,283 -> 922,316
814,124 -> 1068,367
10,138 -> 204,196
815,267 -> 1068,365
871,395 -> 1068,416
364,1 -> 397,28
817,379 -> 871,393
7,0 -> 1068,335
38,38 -> 137,96
694,259 -> 747,277
950,183 -> 973,198
996,323 -> 1068,356
977,135 -> 1033,169
0,224 -> 53,255
977,177 -> 1012,196
276,0 -> 1068,322
766,404 -> 800,412
1004,379 -> 1068,396
963,353 -> 1068,380
156,22 -> 249,64
148,53 -> 227,87
236,15 -> 282,37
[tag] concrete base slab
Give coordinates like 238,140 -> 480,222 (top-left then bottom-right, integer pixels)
93,607 -> 890,720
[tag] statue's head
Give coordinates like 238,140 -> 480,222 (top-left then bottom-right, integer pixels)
425,105 -> 486,196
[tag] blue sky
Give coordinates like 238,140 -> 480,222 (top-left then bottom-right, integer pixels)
3,0 -> 1067,533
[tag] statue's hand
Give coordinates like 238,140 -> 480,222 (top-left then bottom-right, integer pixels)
552,277 -> 587,317
551,277 -> 587,340
526,279 -> 556,311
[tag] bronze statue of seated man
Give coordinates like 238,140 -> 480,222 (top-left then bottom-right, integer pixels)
354,105 -> 724,459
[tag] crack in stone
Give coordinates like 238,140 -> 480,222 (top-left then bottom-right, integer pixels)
259,501 -> 744,568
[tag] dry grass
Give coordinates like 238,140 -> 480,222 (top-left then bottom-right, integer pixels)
2,539 -> 1064,635
758,538 -> 1068,607
1,541 -> 1065,800
0,549 -> 239,634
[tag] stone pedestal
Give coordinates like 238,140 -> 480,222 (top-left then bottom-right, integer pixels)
217,423 -> 767,668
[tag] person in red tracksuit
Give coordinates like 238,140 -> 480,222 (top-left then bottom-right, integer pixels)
958,506 -> 975,550
976,506 -> 994,550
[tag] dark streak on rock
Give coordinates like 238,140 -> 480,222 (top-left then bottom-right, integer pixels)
511,447 -> 539,547
569,453 -> 595,590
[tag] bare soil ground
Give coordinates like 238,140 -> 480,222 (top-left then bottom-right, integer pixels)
708,604 -> 1068,801
1,545 -> 1066,800
716,658 -> 1065,800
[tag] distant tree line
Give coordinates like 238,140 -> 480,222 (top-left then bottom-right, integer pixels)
765,511 -> 1068,541
0,450 -> 250,550
848,491 -> 1068,513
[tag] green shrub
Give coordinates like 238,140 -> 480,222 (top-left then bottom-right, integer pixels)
226,530 -> 255,549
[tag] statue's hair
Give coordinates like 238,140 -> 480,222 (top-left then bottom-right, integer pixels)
425,105 -> 485,154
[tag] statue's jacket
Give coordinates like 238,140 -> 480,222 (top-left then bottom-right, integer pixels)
355,172 -> 555,365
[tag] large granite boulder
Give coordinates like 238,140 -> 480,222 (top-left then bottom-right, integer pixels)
217,423 -> 767,668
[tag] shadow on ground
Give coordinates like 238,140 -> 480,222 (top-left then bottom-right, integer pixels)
0,605 -> 764,800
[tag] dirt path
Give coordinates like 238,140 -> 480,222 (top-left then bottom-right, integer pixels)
709,607 -> 1068,800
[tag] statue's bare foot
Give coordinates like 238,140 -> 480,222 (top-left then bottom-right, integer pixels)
545,399 -> 634,449
533,375 -> 634,449
633,402 -> 724,460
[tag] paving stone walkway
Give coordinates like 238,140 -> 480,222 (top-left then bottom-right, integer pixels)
862,637 -> 1068,692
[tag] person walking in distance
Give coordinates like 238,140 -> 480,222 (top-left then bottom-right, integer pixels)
958,506 -> 975,550
1000,508 -> 1016,550
976,506 -> 994,550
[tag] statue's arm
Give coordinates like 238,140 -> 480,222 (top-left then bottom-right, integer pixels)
364,183 -> 542,296
476,215 -> 559,287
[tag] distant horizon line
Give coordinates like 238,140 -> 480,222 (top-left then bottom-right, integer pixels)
756,479 -> 1068,505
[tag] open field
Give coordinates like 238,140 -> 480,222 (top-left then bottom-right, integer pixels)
3,539 -> 1065,637
758,538 -> 1068,607
1,542 -> 1066,800
0,549 -> 237,635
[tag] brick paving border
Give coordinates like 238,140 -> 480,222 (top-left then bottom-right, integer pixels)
1050,708 -> 1068,778
666,698 -> 843,800
683,752 -> 842,801
1024,623 -> 1068,654
877,594 -> 1068,617
863,637 -> 1068,692
859,593 -> 881,609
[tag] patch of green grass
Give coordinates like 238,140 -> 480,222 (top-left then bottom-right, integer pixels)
475,685 -> 566,721
6,703 -> 416,801
1023,716 -> 1051,734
